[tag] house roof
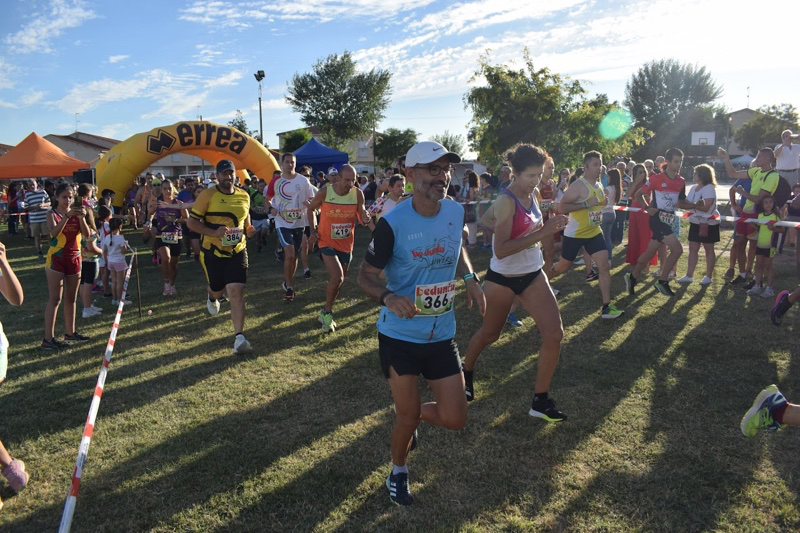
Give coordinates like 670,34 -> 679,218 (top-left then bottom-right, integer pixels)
47,131 -> 120,151
276,126 -> 321,137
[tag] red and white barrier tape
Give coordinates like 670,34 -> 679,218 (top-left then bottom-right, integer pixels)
59,250 -> 136,533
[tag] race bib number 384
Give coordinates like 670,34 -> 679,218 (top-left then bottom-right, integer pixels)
222,227 -> 243,247
415,281 -> 456,315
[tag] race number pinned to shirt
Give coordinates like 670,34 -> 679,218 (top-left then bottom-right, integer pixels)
414,280 -> 456,315
222,227 -> 243,247
284,208 -> 303,221
658,211 -> 675,226
331,223 -> 352,240
253,206 -> 267,215
160,232 -> 180,244
588,210 -> 602,227
540,200 -> 553,212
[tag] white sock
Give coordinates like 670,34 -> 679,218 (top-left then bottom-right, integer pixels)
392,464 -> 408,475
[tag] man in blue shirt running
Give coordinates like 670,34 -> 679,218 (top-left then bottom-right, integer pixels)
358,141 -> 486,506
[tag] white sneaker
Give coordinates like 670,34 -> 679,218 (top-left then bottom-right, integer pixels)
207,296 -> 220,316
677,276 -> 693,284
89,305 -> 103,313
233,335 -> 252,354
700,276 -> 713,285
747,285 -> 763,296
111,299 -> 119,306
82,307 -> 101,318
574,257 -> 585,266
761,287 -> 775,298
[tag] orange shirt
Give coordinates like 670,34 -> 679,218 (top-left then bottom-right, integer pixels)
317,185 -> 359,252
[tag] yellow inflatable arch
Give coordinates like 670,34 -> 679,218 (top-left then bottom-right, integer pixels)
96,121 -> 280,206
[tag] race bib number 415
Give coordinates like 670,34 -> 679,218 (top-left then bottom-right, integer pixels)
222,227 -> 243,247
415,281 -> 456,315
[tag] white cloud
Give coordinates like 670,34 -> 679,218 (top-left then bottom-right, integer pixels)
179,0 -> 438,27
0,57 -> 18,89
96,123 -> 126,139
108,55 -> 130,64
21,91 -> 46,106
4,0 -> 98,54
52,69 -> 246,121
0,100 -> 16,109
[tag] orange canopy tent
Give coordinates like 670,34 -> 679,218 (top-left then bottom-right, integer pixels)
0,132 -> 89,178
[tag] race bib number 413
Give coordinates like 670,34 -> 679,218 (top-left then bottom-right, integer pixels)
415,281 -> 456,315
659,211 -> 675,225
588,210 -> 602,227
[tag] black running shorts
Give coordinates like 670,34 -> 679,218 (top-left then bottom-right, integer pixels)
201,249 -> 248,292
378,333 -> 461,380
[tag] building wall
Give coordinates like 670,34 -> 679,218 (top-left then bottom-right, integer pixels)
727,108 -> 758,156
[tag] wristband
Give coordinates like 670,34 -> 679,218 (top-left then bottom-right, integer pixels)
379,290 -> 394,306
463,272 -> 477,283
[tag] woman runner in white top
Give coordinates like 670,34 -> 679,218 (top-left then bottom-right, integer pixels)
462,143 -> 569,422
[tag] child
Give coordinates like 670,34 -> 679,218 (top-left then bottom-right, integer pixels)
102,219 -> 130,305
747,195 -> 784,298
96,206 -> 112,299
80,208 -> 104,318
0,240 -> 28,509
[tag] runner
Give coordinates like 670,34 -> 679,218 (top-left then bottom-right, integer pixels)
624,148 -> 695,297
42,183 -> 91,350
187,160 -> 255,355
771,286 -> 800,325
148,179 -> 187,296
307,164 -> 370,332
267,153 -> 316,302
551,151 -> 624,318
741,385 -> 796,436
249,179 -> 269,253
462,144 -> 568,420
357,141 -> 486,506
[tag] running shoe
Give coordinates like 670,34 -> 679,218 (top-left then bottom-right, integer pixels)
41,338 -> 68,351
386,471 -> 413,506
654,280 -> 675,296
304,269 -> 312,279
283,285 -> 295,302
233,335 -> 252,355
529,397 -> 567,422
207,296 -> 220,316
741,384 -> 787,437
464,369 -> 474,402
677,275 -> 693,283
1,459 -> 28,492
746,284 -> 762,296
623,272 -> 636,296
601,303 -> 624,319
64,333 -> 90,343
760,287 -> 775,299
320,311 -> 336,332
163,284 -> 171,296
723,267 -> 734,279
730,274 -> 747,286
574,257 -> 585,266
506,313 -> 523,327
743,279 -> 756,291
585,270 -> 599,282
771,290 -> 792,326
275,248 -> 285,263
700,276 -> 713,285
168,285 -> 177,296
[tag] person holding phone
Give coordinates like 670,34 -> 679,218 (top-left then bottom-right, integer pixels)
42,183 -> 91,350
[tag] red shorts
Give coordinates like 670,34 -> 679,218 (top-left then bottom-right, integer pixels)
735,212 -> 758,240
47,254 -> 81,276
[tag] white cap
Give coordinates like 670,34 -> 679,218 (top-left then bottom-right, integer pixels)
405,141 -> 461,168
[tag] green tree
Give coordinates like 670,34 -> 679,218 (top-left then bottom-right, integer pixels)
281,128 -> 313,153
734,104 -> 800,154
464,50 -> 646,168
227,110 -> 262,143
373,128 -> 418,168
624,59 -> 723,134
429,131 -> 465,157
286,52 -> 392,151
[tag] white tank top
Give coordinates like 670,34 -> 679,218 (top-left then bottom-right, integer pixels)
490,189 -> 544,275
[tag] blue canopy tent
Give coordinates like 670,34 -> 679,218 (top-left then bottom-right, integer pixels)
293,138 -> 348,176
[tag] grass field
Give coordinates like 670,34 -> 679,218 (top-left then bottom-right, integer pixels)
0,214 -> 798,532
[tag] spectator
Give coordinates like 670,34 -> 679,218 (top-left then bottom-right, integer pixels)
678,164 -> 720,285
602,169 -> 621,260
624,164 -> 658,270
23,179 -> 51,260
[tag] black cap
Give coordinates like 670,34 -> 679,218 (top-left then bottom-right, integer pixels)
216,160 -> 235,173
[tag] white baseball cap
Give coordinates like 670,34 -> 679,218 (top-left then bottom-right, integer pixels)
405,141 -> 461,168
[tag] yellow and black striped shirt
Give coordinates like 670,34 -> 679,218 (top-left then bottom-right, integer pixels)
190,186 -> 250,257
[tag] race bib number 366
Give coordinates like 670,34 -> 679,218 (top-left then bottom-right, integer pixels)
415,281 -> 456,315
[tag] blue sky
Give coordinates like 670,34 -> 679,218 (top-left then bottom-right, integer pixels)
1,0 -> 799,158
